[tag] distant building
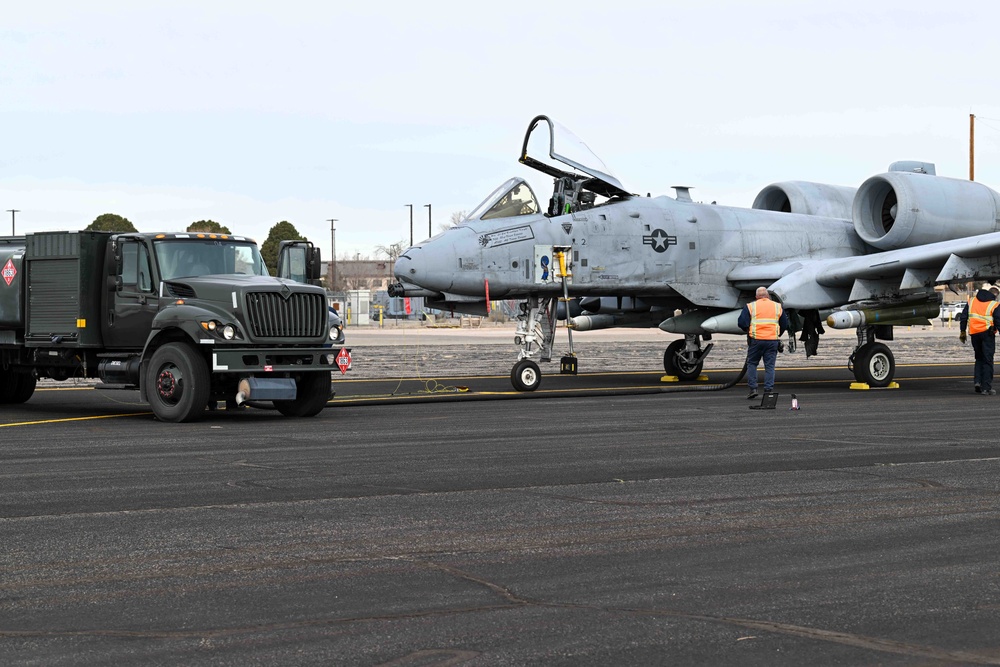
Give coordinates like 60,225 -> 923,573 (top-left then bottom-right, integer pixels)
321,259 -> 394,292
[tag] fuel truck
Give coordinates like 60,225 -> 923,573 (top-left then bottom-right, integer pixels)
0,230 -> 345,422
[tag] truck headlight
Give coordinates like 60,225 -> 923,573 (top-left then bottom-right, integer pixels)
329,325 -> 344,342
223,324 -> 237,340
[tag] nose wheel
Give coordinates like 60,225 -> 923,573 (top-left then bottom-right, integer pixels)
511,359 -> 541,392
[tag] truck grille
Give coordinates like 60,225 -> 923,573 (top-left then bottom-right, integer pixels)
245,292 -> 325,338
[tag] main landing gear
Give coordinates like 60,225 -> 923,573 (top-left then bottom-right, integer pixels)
663,335 -> 713,381
848,325 -> 896,387
509,302 -> 721,392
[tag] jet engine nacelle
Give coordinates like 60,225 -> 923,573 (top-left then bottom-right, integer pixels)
853,172 -> 1000,250
752,181 -> 857,219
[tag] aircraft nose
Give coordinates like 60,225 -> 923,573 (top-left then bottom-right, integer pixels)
394,246 -> 452,292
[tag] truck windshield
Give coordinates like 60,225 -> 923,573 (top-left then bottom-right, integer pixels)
154,240 -> 269,280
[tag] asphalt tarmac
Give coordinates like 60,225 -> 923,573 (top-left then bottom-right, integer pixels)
2,361 -> 1000,665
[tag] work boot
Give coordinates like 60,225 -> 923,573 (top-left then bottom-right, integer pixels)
747,391 -> 759,400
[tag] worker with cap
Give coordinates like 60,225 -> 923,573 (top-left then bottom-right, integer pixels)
738,286 -> 790,399
959,283 -> 1000,395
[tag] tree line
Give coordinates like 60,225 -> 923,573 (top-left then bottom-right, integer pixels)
83,213 -> 307,275
82,208 -> 471,286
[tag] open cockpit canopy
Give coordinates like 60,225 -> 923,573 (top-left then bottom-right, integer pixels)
519,114 -> 629,199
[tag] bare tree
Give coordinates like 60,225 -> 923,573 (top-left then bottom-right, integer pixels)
374,238 -> 409,263
439,209 -> 468,233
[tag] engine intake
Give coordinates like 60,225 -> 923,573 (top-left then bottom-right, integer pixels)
752,181 -> 857,219
853,172 -> 1000,250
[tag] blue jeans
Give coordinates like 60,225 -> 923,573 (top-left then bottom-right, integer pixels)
971,331 -> 996,391
746,339 -> 779,391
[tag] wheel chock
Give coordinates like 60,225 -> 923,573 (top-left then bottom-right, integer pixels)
660,374 -> 709,383
849,381 -> 900,391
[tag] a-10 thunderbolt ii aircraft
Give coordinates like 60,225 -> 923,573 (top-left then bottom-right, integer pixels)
390,114 -> 1000,392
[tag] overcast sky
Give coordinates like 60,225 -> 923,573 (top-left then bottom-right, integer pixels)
3,1 -> 1000,261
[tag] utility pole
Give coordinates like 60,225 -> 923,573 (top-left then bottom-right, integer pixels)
970,113 -> 976,181
423,204 -> 432,239
6,210 -> 19,236
327,218 -> 338,291
405,204 -> 413,246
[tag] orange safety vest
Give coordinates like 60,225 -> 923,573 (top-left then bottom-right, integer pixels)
968,297 -> 999,335
748,298 -> 782,340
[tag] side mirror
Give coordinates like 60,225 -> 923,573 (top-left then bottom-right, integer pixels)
277,240 -> 322,285
306,246 -> 322,281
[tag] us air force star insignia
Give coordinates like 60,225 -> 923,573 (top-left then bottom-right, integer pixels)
642,229 -> 677,253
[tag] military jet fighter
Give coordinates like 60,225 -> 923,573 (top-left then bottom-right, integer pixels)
391,114 -> 1000,391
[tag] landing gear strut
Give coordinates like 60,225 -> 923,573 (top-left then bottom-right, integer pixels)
509,247 -> 575,392
511,296 -> 557,391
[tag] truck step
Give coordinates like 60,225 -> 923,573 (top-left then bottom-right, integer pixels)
94,383 -> 139,391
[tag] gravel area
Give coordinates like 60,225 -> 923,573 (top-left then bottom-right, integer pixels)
341,320 -> 969,379
36,320 -> 969,386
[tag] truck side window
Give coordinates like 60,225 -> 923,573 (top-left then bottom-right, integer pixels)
137,244 -> 152,291
120,241 -> 153,292
121,242 -> 138,285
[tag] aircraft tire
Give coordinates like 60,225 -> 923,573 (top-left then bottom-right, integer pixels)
664,340 -> 703,381
853,342 -> 894,387
511,359 -> 541,392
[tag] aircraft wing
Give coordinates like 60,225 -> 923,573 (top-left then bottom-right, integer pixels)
763,230 -> 1000,309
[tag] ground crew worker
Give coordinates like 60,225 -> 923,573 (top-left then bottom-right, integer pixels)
738,286 -> 791,399
960,283 -> 1000,395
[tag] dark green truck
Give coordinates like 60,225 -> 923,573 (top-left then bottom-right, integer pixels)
0,230 -> 345,422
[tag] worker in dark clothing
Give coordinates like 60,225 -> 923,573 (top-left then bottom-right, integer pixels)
959,283 -> 1000,395
798,309 -> 824,358
738,287 -> 791,399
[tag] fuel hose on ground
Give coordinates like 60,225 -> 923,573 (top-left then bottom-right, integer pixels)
652,359 -> 748,394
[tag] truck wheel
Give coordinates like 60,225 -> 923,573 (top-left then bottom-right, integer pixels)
9,374 -> 36,404
147,343 -> 211,422
0,372 -> 36,404
273,372 -> 331,417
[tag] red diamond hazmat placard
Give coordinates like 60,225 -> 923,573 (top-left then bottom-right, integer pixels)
336,347 -> 352,374
2,258 -> 16,286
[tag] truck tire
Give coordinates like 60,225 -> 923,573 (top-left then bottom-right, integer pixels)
0,372 -> 36,404
147,343 -> 211,422
273,372 -> 331,417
